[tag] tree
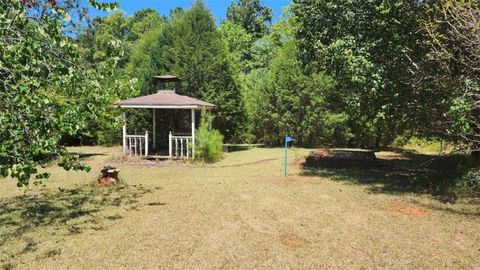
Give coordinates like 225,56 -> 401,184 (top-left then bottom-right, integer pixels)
0,0 -> 121,185
78,8 -> 163,67
86,11 -> 130,63
247,21 -> 349,146
127,1 -> 246,141
293,0 -> 480,151
292,0 -> 426,148
417,0 -> 480,151
73,8 -> 163,145
226,0 -> 272,39
218,20 -> 253,74
125,23 -> 169,96
128,8 -> 164,41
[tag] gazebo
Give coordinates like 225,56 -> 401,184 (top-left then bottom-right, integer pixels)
115,75 -> 215,159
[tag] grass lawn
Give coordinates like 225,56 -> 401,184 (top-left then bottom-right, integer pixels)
1,146 -> 479,269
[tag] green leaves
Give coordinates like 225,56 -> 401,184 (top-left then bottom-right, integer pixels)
418,1 -> 480,150
292,0 -> 425,148
226,0 -> 273,39
88,0 -> 119,11
0,167 -> 9,178
195,111 -> 224,162
247,36 -> 343,146
125,1 -> 246,141
59,155 -> 91,172
0,0 -> 120,186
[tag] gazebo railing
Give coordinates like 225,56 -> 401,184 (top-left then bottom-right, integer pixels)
169,132 -> 193,159
125,132 -> 149,156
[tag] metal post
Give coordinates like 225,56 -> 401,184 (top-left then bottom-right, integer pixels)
122,113 -> 127,154
284,135 -> 288,177
191,109 -> 195,159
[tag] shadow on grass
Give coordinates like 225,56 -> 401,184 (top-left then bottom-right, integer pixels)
224,144 -> 260,153
0,184 -> 154,268
69,152 -> 107,160
301,151 -> 479,206
303,168 -> 422,194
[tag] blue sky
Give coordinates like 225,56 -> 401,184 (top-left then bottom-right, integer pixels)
88,0 -> 292,24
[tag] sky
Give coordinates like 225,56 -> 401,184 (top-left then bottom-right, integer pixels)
88,0 -> 292,24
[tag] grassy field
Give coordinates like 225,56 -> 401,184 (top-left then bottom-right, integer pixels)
1,146 -> 479,269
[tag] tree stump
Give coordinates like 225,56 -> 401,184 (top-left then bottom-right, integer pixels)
96,165 -> 120,185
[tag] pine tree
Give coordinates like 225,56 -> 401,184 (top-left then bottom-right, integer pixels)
164,1 -> 246,141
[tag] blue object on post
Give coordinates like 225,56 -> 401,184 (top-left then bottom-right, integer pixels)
284,135 -> 294,177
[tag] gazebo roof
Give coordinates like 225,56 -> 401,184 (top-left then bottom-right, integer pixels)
116,90 -> 216,109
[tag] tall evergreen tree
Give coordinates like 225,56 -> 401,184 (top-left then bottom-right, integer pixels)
247,22 -> 349,146
166,1 -> 245,141
126,1 -> 245,141
226,0 -> 272,39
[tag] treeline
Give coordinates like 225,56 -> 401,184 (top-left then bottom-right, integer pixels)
1,0 -> 479,184
77,0 -> 479,150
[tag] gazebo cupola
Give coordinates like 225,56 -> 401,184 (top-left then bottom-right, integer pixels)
153,74 -> 182,92
116,75 -> 215,159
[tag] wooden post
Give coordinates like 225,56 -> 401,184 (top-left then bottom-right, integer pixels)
191,109 -> 195,160
145,131 -> 149,157
169,131 -> 172,159
152,109 -> 156,150
122,113 -> 127,154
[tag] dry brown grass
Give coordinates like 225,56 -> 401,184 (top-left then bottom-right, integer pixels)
0,146 -> 479,269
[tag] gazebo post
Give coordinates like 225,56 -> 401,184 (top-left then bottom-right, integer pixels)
169,131 -> 172,159
145,131 -> 149,156
122,112 -> 127,154
191,109 -> 195,159
152,109 -> 156,150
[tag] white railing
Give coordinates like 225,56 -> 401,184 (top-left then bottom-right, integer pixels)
169,132 -> 193,159
125,131 -> 149,156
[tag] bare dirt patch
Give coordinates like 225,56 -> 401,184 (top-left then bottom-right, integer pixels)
389,204 -> 429,217
280,233 -> 308,248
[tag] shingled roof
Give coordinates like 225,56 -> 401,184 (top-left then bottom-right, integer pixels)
116,90 -> 215,109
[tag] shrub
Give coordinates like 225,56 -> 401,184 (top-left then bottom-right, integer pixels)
455,168 -> 480,195
423,154 -> 480,198
195,111 -> 224,162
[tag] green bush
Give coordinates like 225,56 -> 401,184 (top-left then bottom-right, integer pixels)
455,168 -> 480,195
195,112 -> 224,162
423,154 -> 480,198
